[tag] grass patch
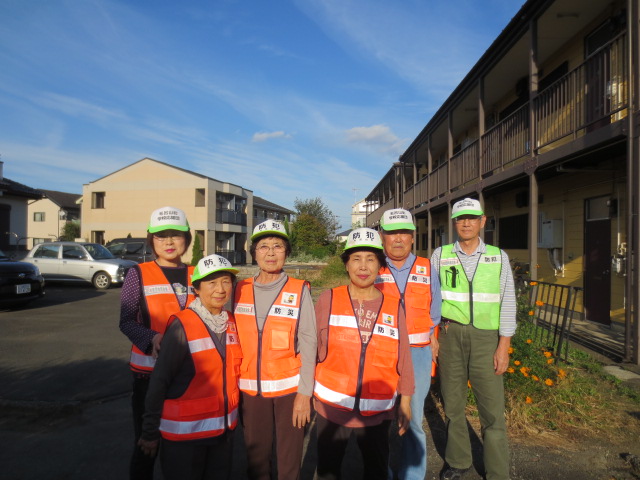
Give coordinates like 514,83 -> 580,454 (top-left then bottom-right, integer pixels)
309,255 -> 348,291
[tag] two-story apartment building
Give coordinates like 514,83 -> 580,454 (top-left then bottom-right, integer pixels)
27,189 -> 81,248
365,0 -> 639,362
253,196 -> 294,225
81,158 -> 255,264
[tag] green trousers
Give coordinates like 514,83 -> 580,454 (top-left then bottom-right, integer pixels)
438,322 -> 510,480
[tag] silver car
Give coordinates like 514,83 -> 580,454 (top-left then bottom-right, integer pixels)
24,242 -> 137,290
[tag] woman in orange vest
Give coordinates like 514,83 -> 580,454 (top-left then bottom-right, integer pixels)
119,206 -> 195,480
137,254 -> 241,480
233,220 -> 316,480
314,228 -> 414,480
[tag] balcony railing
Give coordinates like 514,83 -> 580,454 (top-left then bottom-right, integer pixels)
366,33 -> 628,222
535,33 -> 627,150
216,209 -> 247,226
482,103 -> 530,175
450,140 -> 479,190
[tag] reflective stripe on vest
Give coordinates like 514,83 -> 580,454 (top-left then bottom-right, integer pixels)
159,309 -> 241,441
439,244 -> 502,330
233,276 -> 307,397
313,285 -> 401,416
129,262 -> 195,374
375,256 -> 433,346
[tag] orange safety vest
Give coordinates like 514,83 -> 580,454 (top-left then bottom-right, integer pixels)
159,309 -> 241,441
314,285 -> 402,416
233,276 -> 307,397
375,256 -> 433,347
129,262 -> 195,374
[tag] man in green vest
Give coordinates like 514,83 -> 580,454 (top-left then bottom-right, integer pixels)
431,198 -> 516,480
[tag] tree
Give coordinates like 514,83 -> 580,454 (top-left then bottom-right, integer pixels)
191,234 -> 204,266
293,197 -> 340,243
60,221 -> 80,241
291,197 -> 341,257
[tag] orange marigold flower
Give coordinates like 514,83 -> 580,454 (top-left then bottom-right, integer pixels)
468,380 -> 472,388
545,378 -> 554,386
508,347 -> 514,354
532,375 -> 539,381
514,360 -> 521,366
520,367 -> 529,374
528,310 -> 534,316
535,300 -> 544,306
525,396 -> 533,404
526,339 -> 533,344
507,367 -> 515,373
558,369 -> 567,379
523,372 -> 530,377
547,358 -> 554,364
536,264 -> 541,269
529,281 -> 538,286
543,351 -> 552,358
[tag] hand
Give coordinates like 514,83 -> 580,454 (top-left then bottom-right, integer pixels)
430,336 -> 439,363
493,336 -> 511,375
137,437 -> 159,457
397,395 -> 411,436
151,333 -> 163,359
292,393 -> 311,428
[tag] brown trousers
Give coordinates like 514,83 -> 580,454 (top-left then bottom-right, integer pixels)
241,392 -> 305,480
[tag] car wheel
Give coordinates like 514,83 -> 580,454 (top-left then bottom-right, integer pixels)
92,271 -> 112,290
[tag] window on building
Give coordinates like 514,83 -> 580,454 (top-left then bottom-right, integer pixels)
195,188 -> 206,207
92,192 -> 105,209
33,212 -> 45,222
92,231 -> 105,245
422,233 -> 428,251
33,238 -> 48,245
498,214 -> 528,249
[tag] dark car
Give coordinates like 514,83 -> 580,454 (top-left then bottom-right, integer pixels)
106,238 -> 155,264
0,248 -> 45,307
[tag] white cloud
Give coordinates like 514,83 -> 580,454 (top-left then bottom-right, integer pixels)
251,131 -> 292,143
344,124 -> 405,155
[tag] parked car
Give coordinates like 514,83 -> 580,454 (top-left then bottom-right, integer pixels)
23,242 -> 137,290
0,248 -> 45,307
106,237 -> 155,263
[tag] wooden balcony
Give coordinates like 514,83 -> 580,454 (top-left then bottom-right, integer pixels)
366,33 -> 628,222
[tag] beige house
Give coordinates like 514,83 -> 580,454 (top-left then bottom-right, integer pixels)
365,0 -> 639,363
27,189 -> 81,249
81,158 -> 256,264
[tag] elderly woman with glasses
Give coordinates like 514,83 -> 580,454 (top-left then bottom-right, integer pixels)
119,206 -> 195,480
233,220 -> 317,480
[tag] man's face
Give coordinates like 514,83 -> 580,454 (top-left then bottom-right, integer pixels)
382,229 -> 414,262
453,215 -> 486,242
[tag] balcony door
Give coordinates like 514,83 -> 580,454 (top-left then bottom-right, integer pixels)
583,196 -> 611,325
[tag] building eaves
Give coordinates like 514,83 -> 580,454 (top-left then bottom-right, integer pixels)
253,196 -> 294,214
0,177 -> 42,200
38,189 -> 82,210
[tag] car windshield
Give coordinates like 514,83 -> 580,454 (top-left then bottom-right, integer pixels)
84,244 -> 115,260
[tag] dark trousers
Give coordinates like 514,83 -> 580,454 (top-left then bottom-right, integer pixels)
316,414 -> 391,480
130,375 -> 155,480
241,392 -> 305,480
160,431 -> 234,480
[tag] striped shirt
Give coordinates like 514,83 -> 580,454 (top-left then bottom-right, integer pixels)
431,239 -> 516,337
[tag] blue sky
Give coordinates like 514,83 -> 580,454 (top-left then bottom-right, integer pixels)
0,0 -> 523,230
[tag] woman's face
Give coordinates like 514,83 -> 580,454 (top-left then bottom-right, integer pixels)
195,273 -> 234,314
345,250 -> 381,289
152,230 -> 187,264
254,236 -> 287,275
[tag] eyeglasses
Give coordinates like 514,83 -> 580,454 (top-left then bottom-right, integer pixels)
256,244 -> 285,254
153,234 -> 184,242
454,215 -> 482,224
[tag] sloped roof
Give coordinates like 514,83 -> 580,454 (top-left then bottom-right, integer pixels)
0,177 -> 42,199
253,196 -> 294,214
86,157 -> 250,191
38,189 -> 82,210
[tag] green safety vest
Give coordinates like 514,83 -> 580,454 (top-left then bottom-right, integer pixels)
439,244 -> 502,330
